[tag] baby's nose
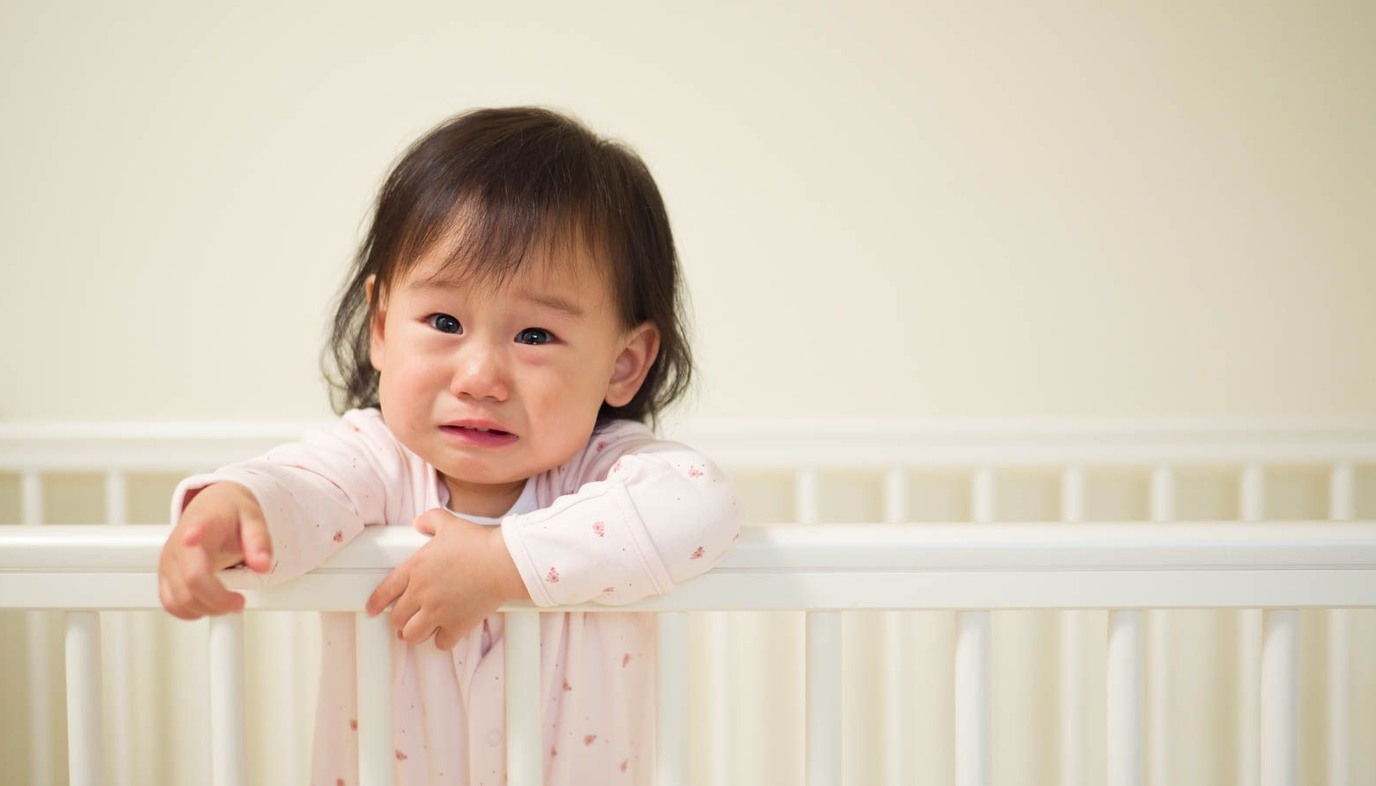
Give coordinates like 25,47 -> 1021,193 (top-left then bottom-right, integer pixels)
451,346 -> 510,401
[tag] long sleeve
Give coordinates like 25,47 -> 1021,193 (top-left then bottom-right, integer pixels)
168,409 -> 409,589
499,422 -> 741,608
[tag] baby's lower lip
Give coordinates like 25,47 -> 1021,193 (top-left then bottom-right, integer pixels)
440,425 -> 518,447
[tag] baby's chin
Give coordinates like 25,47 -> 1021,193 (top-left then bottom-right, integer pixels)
431,435 -> 589,487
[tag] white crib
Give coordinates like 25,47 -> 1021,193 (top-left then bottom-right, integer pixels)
0,419 -> 1373,786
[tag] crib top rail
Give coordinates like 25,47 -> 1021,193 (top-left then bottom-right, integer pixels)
3,419 -> 1376,470
4,521 -> 1374,612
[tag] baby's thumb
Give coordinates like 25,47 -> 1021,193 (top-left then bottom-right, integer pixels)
414,508 -> 463,536
238,511 -> 273,574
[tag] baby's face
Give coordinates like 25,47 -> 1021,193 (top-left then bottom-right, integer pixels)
369,247 -> 656,516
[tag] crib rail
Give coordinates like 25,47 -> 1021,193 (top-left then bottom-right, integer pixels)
2,522 -> 1375,786
5,522 -> 1376,611
5,418 -> 1376,786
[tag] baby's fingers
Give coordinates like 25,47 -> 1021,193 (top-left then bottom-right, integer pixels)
187,569 -> 245,615
161,572 -> 218,619
238,509 -> 273,574
159,576 -> 202,620
183,548 -> 245,614
367,564 -> 409,617
400,610 -> 437,647
434,625 -> 467,651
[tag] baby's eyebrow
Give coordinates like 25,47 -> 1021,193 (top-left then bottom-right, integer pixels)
517,291 -> 586,321
409,276 -> 586,321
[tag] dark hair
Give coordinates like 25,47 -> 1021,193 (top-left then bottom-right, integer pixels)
322,106 -> 694,428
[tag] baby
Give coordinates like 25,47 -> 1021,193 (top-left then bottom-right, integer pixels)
157,106 -> 740,785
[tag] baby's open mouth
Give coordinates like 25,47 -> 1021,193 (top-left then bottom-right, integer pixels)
441,424 -> 516,440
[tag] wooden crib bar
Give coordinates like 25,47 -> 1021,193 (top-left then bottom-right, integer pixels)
209,615 -> 247,786
358,612 -> 395,786
64,611 -> 104,786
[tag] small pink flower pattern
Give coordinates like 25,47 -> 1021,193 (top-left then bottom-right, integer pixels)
620,760 -> 629,773
546,566 -> 560,583
601,586 -> 616,595
595,441 -> 607,452
584,734 -> 598,746
551,745 -> 559,758
688,467 -> 704,478
562,679 -> 573,692
592,522 -> 605,537
622,653 -> 632,667
690,546 -> 704,560
394,749 -> 407,762
332,530 -> 343,543
349,719 -> 357,731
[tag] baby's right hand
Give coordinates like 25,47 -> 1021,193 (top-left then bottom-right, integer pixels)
157,482 -> 272,619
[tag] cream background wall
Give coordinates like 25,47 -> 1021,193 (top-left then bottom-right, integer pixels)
2,2 -> 1374,786
1,2 -> 1373,423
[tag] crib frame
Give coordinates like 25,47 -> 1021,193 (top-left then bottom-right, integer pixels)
1,418 -> 1374,786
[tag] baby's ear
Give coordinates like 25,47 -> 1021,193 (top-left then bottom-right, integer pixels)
605,322 -> 660,407
366,276 -> 387,371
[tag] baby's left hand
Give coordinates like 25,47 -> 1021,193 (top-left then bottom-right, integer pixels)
366,509 -> 529,650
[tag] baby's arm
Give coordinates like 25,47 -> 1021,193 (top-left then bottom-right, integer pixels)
158,411 -> 402,617
504,424 -> 741,608
363,423 -> 737,647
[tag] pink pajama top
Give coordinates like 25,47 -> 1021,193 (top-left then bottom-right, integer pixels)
170,408 -> 741,786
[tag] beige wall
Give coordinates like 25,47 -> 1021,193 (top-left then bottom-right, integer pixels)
1,2 -> 1373,423
2,3 -> 1374,786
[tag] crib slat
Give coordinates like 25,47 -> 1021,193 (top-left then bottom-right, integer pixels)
1327,611 -> 1349,786
657,612 -> 689,786
103,471 -> 134,786
101,613 -> 132,784
356,612 -> 395,786
279,614 -> 305,784
971,468 -> 995,524
883,467 -> 909,524
209,615 -> 247,786
883,611 -> 912,786
1149,466 -> 1174,524
882,468 -> 912,786
807,611 -> 842,786
1260,611 -> 1298,786
1059,467 -> 1085,786
23,471 -> 55,786
1107,610 -> 1144,786
1060,466 -> 1086,523
1147,466 -> 1174,786
708,612 -> 734,785
955,611 -> 990,786
958,468 -> 993,786
799,471 -> 828,784
1328,463 -> 1353,786
66,611 -> 106,786
796,468 -> 820,524
1239,464 -> 1265,786
505,611 -> 542,786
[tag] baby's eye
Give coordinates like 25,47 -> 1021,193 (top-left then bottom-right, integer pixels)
515,328 -> 555,346
426,314 -> 462,334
